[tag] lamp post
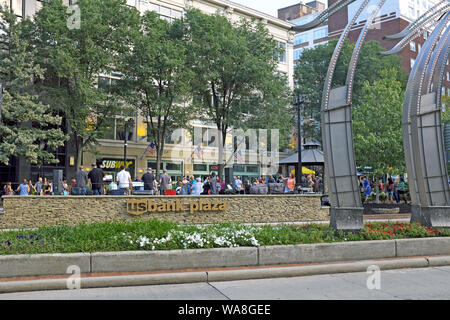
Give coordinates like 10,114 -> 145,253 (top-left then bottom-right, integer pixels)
294,93 -> 305,192
123,118 -> 135,170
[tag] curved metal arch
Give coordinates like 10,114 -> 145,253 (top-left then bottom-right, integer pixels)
399,10 -> 450,214
410,19 -> 450,208
382,9 -> 450,215
346,0 -> 387,105
381,9 -> 448,56
385,0 -> 448,40
320,0 -> 373,210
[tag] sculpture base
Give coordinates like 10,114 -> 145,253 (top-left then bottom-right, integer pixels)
410,204 -> 423,225
421,206 -> 450,229
329,207 -> 364,233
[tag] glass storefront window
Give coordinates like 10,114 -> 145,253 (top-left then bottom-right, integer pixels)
147,162 -> 163,171
246,165 -> 259,173
193,164 -> 208,172
166,162 -> 181,171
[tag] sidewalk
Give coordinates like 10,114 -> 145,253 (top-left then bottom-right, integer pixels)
0,254 -> 449,294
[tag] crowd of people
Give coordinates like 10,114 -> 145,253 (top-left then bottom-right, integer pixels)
359,175 -> 409,204
2,164 -> 325,197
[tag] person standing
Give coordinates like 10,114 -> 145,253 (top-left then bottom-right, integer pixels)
362,176 -> 371,204
233,176 -> 242,194
282,173 -> 296,193
398,177 -> 408,204
386,177 -> 394,203
75,166 -> 88,196
34,177 -> 44,196
88,163 -> 105,195
191,177 -> 204,195
141,168 -> 157,195
27,180 -> 36,195
116,165 -> 133,195
16,179 -> 30,196
159,170 -> 172,195
3,182 -> 14,195
209,172 -> 218,195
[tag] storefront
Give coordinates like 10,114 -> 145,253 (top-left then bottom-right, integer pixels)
147,160 -> 183,182
99,158 -> 136,181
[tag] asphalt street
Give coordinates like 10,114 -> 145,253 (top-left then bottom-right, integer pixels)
1,266 -> 450,300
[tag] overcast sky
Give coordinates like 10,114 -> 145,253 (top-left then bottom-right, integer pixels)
231,0 -> 302,18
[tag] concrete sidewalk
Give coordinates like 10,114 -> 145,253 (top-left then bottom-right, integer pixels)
0,254 -> 449,294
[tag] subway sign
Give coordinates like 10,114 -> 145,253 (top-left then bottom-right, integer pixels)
100,159 -> 134,170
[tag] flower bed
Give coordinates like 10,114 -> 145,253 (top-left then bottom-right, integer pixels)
0,219 -> 449,255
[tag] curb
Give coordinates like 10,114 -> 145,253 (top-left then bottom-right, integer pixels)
1,237 -> 450,278
0,255 -> 448,294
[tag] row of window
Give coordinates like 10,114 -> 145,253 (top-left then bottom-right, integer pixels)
293,26 -> 328,46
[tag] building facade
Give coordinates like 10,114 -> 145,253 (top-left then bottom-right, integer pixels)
278,1 -> 328,67
0,0 -> 295,186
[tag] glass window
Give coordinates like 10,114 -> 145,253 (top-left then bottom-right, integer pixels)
313,27 -> 328,40
275,41 -> 286,63
233,164 -> 245,172
410,58 -> 415,68
193,164 -> 208,172
148,162 -> 163,170
12,0 -> 22,16
165,130 -> 182,145
410,41 -> 415,52
294,48 -> 304,60
246,165 -> 259,173
166,162 -> 182,171
160,5 -> 171,16
150,4 -> 159,12
294,33 -> 308,46
100,118 -> 115,140
171,10 -> 182,19
98,76 -> 111,91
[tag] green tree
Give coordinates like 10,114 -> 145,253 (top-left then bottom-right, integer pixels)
294,40 -> 407,144
117,11 -> 194,178
184,9 -> 292,179
29,0 -> 140,168
0,6 -> 66,166
353,68 -> 406,202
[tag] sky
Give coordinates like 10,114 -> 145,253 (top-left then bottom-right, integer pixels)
231,0 -> 303,18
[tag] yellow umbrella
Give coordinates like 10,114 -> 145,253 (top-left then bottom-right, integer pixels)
291,167 -> 316,175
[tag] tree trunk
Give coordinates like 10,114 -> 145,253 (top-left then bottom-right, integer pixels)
217,126 -> 224,180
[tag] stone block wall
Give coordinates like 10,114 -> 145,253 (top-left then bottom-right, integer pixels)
0,195 -> 330,229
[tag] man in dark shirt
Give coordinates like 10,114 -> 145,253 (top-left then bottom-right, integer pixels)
88,163 -> 105,195
141,168 -> 156,195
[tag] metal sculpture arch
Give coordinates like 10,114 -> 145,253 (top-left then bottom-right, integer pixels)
293,0 -> 450,231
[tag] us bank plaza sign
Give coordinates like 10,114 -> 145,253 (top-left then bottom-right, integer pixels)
127,199 -> 227,215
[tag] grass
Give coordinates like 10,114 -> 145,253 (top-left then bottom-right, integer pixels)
0,219 -> 449,255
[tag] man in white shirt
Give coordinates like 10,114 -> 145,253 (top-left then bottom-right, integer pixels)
116,165 -> 133,195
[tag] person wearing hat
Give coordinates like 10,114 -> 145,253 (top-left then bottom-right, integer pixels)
141,168 -> 157,195
88,162 -> 105,195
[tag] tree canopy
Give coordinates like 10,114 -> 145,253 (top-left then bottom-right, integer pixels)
0,6 -> 66,166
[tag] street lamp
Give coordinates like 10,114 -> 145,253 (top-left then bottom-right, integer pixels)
123,118 -> 135,170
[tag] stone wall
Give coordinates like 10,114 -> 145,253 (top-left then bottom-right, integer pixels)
0,195 -> 329,229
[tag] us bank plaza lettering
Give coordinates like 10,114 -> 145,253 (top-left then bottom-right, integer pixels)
127,199 -> 227,215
